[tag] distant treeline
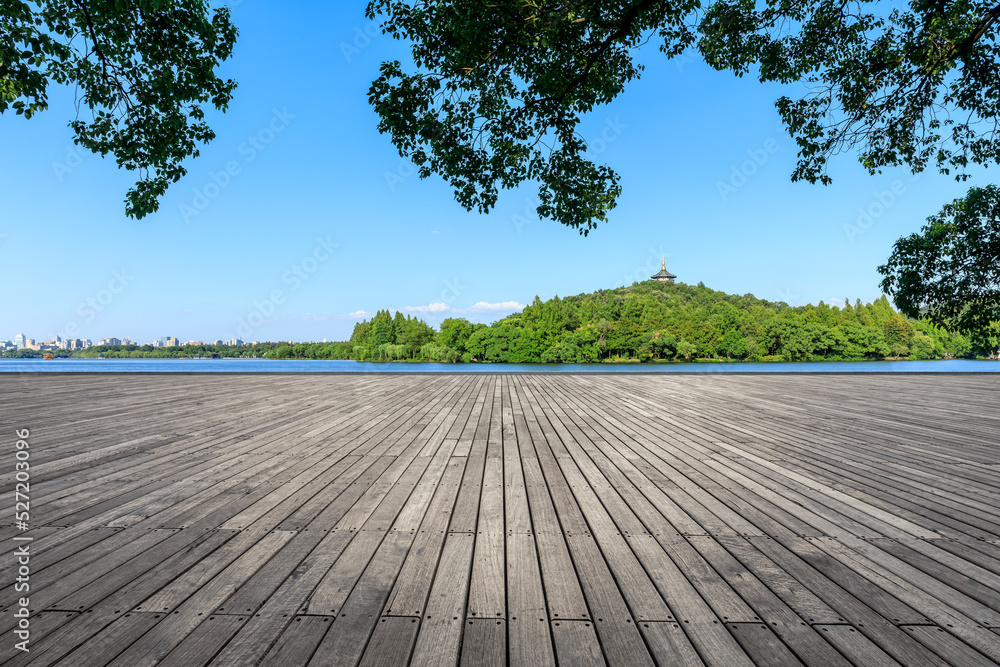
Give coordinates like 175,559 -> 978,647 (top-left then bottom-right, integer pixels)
266,281 -> 997,363
58,343 -> 281,359
1,349 -> 76,358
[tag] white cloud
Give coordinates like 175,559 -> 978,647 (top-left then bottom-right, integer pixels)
463,301 -> 525,312
403,302 -> 452,313
348,310 -> 370,318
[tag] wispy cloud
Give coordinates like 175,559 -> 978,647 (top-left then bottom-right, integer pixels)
348,310 -> 370,318
462,301 -> 524,312
403,302 -> 452,313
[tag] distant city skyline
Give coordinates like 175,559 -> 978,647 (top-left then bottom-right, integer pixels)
1,333 -> 260,351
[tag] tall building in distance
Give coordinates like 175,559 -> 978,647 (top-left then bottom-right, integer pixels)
99,337 -> 122,346
14,333 -> 26,349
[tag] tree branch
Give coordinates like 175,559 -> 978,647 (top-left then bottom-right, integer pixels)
956,2 -> 1000,58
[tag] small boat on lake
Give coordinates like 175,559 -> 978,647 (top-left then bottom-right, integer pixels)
42,353 -> 54,360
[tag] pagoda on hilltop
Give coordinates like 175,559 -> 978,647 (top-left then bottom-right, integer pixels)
651,256 -> 676,283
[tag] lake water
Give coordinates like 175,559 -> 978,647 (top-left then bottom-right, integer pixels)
0,358 -> 998,373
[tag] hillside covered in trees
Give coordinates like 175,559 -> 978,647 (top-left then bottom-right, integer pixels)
268,281 -> 995,363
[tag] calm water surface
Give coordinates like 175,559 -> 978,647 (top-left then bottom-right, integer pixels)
1,358 -> 997,372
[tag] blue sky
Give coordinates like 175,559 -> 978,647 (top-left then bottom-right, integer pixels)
0,2 -> 990,344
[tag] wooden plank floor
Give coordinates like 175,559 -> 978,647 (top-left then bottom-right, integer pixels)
0,373 -> 998,666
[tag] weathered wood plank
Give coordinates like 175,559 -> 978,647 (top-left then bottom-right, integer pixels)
900,624 -> 1000,667
636,621 -> 707,667
507,532 -> 555,666
727,622 -> 804,667
258,615 -> 331,667
409,532 -> 476,667
460,618 -> 506,667
551,620 -> 605,667
157,614 -> 247,667
814,624 -> 903,667
356,616 -> 420,667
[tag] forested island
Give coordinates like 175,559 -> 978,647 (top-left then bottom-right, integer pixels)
269,281 -> 994,363
10,281 -> 993,364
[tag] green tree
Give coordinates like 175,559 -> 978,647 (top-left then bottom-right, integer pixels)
368,310 -> 396,347
883,318 -> 914,351
2,0 -> 238,217
396,314 -> 435,353
879,186 -> 1000,334
349,320 -> 372,345
542,340 -> 582,363
675,339 -> 698,360
719,329 -> 748,359
840,299 -> 855,323
437,317 -> 476,353
909,334 -> 936,361
641,330 -> 678,360
832,322 -> 889,360
366,0 -> 1000,233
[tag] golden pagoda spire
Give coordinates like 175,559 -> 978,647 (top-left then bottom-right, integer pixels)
662,255 -> 666,270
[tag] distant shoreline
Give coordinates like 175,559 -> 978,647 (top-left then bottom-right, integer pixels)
4,355 -> 992,364
2,357 -> 997,374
